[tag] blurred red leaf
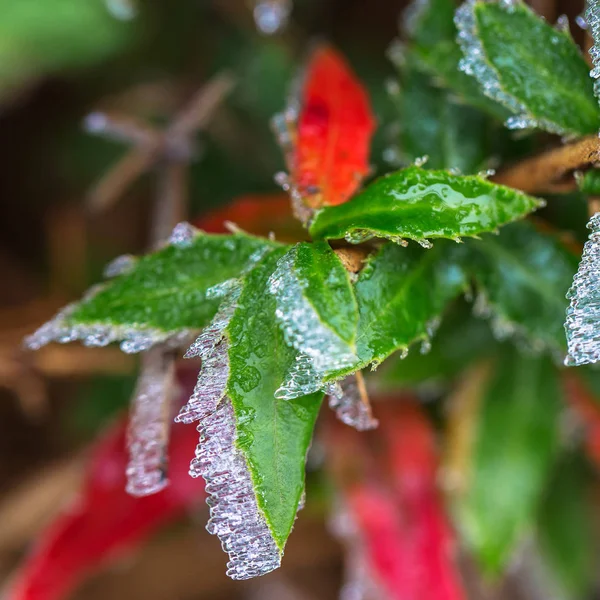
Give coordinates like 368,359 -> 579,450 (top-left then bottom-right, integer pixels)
563,373 -> 600,467
8,373 -> 204,600
193,193 -> 306,242
288,45 -> 375,209
328,399 -> 465,600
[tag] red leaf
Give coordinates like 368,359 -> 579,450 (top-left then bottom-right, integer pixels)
286,45 -> 375,209
193,193 -> 306,242
7,375 -> 204,600
328,399 -> 465,600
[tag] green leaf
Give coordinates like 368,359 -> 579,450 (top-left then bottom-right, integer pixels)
455,0 -> 600,136
390,59 -> 493,174
25,230 -> 283,353
225,249 -> 324,549
268,241 -> 359,398
309,167 -> 542,245
576,169 -> 600,196
455,348 -> 561,574
380,301 -> 496,387
350,242 -> 469,370
466,221 -> 578,353
537,455 -> 594,600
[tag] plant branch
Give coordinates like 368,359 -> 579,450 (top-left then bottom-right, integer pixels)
493,135 -> 600,194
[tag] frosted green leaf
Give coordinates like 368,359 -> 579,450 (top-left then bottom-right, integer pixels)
455,0 -> 600,136
585,0 -> 600,99
309,166 -> 542,246
455,348 -> 561,574
25,229 -> 283,354
268,242 -> 359,399
467,222 -> 578,354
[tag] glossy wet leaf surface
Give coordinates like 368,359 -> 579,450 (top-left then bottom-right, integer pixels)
225,249 -> 323,549
466,222 -> 578,353
309,167 -> 542,245
456,0 -> 600,136
453,349 -> 561,574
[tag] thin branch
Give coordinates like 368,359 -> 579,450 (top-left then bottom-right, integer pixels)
353,371 -> 375,420
493,135 -> 600,194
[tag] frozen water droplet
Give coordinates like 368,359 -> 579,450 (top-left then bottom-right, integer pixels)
387,39 -> 407,67
575,13 -> 588,29
420,338 -> 432,355
385,78 -> 401,97
83,111 -> 108,134
414,155 -> 429,167
103,254 -> 137,278
344,230 -> 374,245
477,168 -> 496,179
399,347 -> 409,360
327,375 -> 378,431
565,211 -> 600,366
505,114 -> 539,130
126,348 -> 174,497
417,239 -> 433,249
252,0 -> 292,35
555,14 -> 570,33
169,221 -> 199,248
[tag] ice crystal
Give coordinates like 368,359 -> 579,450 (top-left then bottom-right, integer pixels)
268,248 -> 358,399
565,213 -> 600,366
103,254 -> 137,278
190,397 -> 282,579
169,221 -> 200,248
126,348 -> 174,497
252,0 -> 292,35
455,0 -> 566,135
586,0 -> 600,99
327,375 -> 379,432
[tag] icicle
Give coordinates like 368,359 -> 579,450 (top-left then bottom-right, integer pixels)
190,396 -> 282,578
565,213 -> 600,365
327,375 -> 379,432
268,249 -> 358,399
251,0 -> 292,35
126,347 -> 175,497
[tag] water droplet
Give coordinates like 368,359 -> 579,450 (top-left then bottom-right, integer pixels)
169,222 -> 199,248
252,0 -> 292,35
417,239 -> 433,249
414,155 -> 429,167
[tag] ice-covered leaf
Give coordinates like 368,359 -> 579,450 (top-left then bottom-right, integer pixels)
565,213 -> 600,366
455,0 -> 600,136
309,166 -> 542,245
25,228 -> 283,354
381,303 -> 496,387
180,248 -> 323,579
273,45 -> 375,216
468,221 -> 578,354
268,241 -> 359,398
389,59 -> 492,174
586,0 -> 600,99
452,349 -> 561,574
349,242 -> 469,370
537,455 -> 594,600
7,410 -> 204,600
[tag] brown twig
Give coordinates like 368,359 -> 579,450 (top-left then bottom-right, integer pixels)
353,371 -> 375,420
493,135 -> 600,194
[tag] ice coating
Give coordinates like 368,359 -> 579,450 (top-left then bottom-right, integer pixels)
126,347 -> 175,497
565,213 -> 600,366
268,248 -> 358,399
327,375 -> 379,432
586,0 -> 600,97
169,221 -> 200,248
23,297 -> 194,354
455,0 -> 566,134
189,396 -> 282,579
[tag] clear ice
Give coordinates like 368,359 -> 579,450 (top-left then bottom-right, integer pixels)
326,376 -> 379,432
252,0 -> 292,35
565,213 -> 600,366
586,0 -> 600,98
268,248 -> 358,399
455,0 -> 566,135
126,347 -> 174,497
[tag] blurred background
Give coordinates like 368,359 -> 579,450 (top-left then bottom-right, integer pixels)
0,0 -> 590,599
